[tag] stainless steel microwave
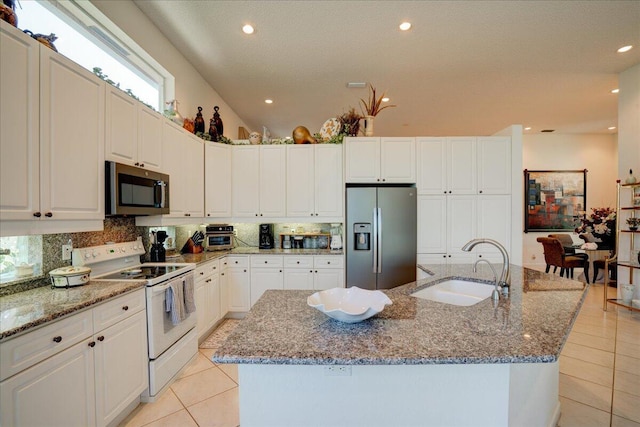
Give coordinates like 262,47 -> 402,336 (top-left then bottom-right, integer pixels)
105,161 -> 170,216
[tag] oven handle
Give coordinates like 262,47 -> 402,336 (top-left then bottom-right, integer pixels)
151,283 -> 172,295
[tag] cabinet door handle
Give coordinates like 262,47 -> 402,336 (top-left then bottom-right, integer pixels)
279,270 -> 282,273
200,271 -> 204,275
134,162 -> 139,166
88,341 -> 96,347
479,190 -> 483,194
296,261 -> 300,264
206,279 -> 211,283
45,212 -> 53,217
140,163 -> 144,167
97,336 -> 105,341
52,336 -> 62,343
264,261 -> 268,264
33,212 -> 42,217
122,305 -> 129,311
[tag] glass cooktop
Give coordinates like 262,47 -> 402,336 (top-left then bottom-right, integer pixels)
99,265 -> 187,281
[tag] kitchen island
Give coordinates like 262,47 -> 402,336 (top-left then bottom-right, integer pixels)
213,264 -> 587,427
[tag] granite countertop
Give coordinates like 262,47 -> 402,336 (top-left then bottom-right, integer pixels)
173,247 -> 343,263
0,280 -> 146,340
213,264 -> 588,366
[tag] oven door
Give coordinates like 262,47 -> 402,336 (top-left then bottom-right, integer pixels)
146,273 -> 196,359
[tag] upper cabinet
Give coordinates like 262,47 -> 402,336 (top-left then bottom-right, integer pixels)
345,137 -> 416,183
286,144 -> 343,219
1,22 -> 40,221
205,141 -> 232,218
232,145 -> 286,218
416,136 -> 510,195
105,86 -> 163,171
162,121 -> 204,218
0,21 -> 105,226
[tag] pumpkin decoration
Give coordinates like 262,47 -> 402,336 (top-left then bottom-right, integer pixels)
292,126 -> 316,144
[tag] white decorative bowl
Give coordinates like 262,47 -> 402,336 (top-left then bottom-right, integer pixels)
307,286 -> 392,323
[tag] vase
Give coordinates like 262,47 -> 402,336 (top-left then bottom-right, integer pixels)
362,115 -> 374,136
621,284 -> 634,303
625,169 -> 637,184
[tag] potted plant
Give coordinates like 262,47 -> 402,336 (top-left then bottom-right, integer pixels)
359,84 -> 396,136
626,217 -> 640,231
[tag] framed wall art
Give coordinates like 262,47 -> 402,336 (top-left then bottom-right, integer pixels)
524,169 -> 587,232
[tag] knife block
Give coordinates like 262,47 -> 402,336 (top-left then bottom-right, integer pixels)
181,238 -> 203,254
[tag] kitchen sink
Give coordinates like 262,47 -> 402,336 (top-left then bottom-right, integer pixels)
410,279 -> 495,306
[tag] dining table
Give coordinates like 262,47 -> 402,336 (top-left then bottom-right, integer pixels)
565,244 -> 614,283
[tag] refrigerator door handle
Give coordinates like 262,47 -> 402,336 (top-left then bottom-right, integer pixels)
376,207 -> 382,273
372,207 -> 378,273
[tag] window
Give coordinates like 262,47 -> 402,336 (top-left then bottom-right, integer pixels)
0,236 -> 42,285
18,0 -> 174,111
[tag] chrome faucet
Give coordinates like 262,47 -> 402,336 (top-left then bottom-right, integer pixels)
474,258 -> 500,301
462,238 -> 511,293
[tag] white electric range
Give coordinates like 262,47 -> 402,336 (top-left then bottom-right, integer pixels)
73,237 -> 198,401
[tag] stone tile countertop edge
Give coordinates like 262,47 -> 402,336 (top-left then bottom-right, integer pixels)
177,247 -> 343,263
213,264 -> 588,366
0,280 -> 146,341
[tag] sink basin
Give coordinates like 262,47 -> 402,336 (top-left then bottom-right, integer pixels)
411,279 -> 495,306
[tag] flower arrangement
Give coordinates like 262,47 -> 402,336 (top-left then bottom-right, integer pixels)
360,84 -> 396,117
626,217 -> 640,230
575,207 -> 617,237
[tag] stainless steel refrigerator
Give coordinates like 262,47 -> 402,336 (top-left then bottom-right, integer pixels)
346,185 -> 417,290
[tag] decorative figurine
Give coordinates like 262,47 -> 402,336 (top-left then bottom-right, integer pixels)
625,169 -> 637,184
208,116 -> 219,142
249,132 -> 261,144
292,126 -> 316,144
213,106 -> 224,137
194,106 -> 205,134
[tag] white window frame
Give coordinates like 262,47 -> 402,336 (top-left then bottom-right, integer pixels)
43,0 -> 175,110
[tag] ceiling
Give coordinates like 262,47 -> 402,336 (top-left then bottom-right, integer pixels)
133,0 -> 640,138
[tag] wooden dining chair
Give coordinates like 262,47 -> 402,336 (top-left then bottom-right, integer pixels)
537,237 -> 590,283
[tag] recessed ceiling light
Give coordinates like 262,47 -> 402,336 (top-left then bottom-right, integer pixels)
617,45 -> 633,53
242,24 -> 255,35
611,88 -> 620,94
399,22 -> 412,31
608,126 -> 617,130
265,99 -> 273,104
347,82 -> 367,88
524,127 -> 532,131
381,97 -> 390,102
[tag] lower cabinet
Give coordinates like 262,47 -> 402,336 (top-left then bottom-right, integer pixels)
250,255 -> 284,306
226,256 -> 250,312
282,255 -> 344,293
0,289 -> 147,427
195,259 -> 221,340
219,257 -> 229,318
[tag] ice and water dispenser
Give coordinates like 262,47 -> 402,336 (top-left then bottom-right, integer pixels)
353,223 -> 371,250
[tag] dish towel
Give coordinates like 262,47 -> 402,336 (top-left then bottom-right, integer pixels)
165,277 -> 186,325
183,274 -> 196,314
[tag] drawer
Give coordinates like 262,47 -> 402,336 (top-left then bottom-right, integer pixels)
226,256 -> 248,268
93,288 -> 145,332
250,255 -> 283,268
0,309 -> 93,381
195,259 -> 220,280
314,256 -> 344,269
284,256 -> 313,269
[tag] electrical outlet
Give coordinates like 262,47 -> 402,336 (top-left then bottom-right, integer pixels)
62,244 -> 73,261
324,366 -> 351,376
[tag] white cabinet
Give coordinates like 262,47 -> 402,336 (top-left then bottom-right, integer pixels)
40,45 -> 106,221
232,145 -> 286,218
476,195 -> 512,262
417,136 -> 510,195
250,255 -> 284,306
345,137 -> 415,183
162,121 -> 204,218
282,255 -> 344,291
205,142 -> 232,217
105,85 -> 163,171
195,259 -> 221,340
0,289 -> 147,427
283,256 -> 315,290
417,196 -> 447,253
219,257 -> 229,318
226,256 -> 251,312
0,25 -> 105,224
286,144 -> 343,219
477,137 -> 511,195
0,22 -> 39,221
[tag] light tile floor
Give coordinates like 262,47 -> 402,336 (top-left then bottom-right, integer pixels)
120,284 -> 639,427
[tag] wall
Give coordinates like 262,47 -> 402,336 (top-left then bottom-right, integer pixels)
91,0 -> 251,138
522,133 -> 618,270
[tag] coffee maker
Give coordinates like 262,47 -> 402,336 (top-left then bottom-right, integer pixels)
150,230 -> 167,262
259,224 -> 274,249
